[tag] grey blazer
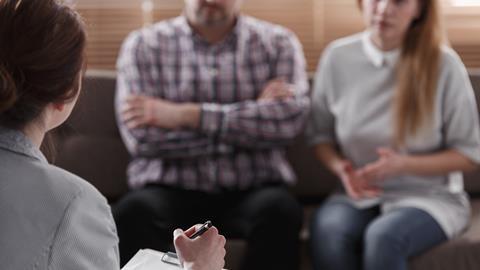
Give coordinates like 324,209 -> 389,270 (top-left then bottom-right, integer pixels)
0,127 -> 119,269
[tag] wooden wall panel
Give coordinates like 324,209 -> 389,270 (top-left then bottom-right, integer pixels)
444,5 -> 480,68
242,0 -> 320,70
76,0 -> 480,71
323,1 -> 363,45
78,8 -> 143,69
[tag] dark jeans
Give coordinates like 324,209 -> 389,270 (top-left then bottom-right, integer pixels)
113,184 -> 302,270
310,198 -> 447,270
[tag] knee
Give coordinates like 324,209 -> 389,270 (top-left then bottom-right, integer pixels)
310,207 -> 354,248
112,191 -> 157,222
255,189 -> 302,229
364,222 -> 405,256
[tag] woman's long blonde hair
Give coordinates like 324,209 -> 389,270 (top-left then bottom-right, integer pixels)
359,0 -> 444,146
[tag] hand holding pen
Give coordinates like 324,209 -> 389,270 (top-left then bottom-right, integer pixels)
173,221 -> 227,270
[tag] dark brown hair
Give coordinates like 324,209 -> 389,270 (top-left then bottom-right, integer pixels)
0,0 -> 86,129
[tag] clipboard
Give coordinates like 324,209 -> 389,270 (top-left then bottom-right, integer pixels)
122,249 -> 181,270
161,252 -> 181,266
122,248 -> 228,270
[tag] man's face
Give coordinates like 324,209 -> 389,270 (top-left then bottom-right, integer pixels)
184,0 -> 243,27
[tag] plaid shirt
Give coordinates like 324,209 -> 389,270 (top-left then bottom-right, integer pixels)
116,15 -> 310,192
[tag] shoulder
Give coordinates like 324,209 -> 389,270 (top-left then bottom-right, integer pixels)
438,46 -> 471,88
119,16 -> 184,56
322,33 -> 364,62
242,15 -> 296,38
314,33 -> 363,74
2,152 -> 105,205
0,155 -> 112,267
46,164 -> 106,201
44,165 -> 116,249
45,165 -> 114,229
12,158 -> 109,213
439,46 -> 467,73
437,46 -> 474,98
44,167 -> 120,269
0,148 -> 104,213
240,15 -> 302,49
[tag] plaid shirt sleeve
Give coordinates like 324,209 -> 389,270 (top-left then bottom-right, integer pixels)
115,31 -> 214,158
200,31 -> 310,148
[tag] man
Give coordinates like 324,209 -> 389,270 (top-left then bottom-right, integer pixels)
114,0 -> 309,269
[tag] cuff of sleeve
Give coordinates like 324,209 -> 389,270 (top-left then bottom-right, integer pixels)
305,135 -> 335,147
453,145 -> 480,164
305,127 -> 335,146
200,103 -> 226,136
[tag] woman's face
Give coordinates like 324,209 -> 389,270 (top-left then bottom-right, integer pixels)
362,0 -> 421,48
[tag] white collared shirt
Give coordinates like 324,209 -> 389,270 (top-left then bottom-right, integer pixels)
306,32 -> 480,238
361,31 -> 400,68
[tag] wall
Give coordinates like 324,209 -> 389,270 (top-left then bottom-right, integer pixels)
76,0 -> 480,71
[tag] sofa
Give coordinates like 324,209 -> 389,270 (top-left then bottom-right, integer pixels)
52,69 -> 480,270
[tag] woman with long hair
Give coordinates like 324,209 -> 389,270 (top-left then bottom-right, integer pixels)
0,1 -> 225,269
307,0 -> 480,269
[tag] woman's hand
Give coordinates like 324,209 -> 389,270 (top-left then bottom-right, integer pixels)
173,225 -> 226,270
335,160 -> 381,200
358,148 -> 406,183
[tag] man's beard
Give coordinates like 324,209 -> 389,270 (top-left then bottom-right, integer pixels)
196,5 -> 228,26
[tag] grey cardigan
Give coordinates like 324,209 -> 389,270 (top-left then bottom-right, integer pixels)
0,127 -> 119,269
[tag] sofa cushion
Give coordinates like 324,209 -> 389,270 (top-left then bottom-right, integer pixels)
409,199 -> 480,270
464,70 -> 480,196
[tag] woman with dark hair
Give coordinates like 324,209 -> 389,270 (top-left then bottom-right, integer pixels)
0,1 -> 225,269
307,0 -> 480,269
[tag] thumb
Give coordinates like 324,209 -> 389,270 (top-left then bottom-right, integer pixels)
173,228 -> 187,248
173,229 -> 187,267
174,228 -> 184,239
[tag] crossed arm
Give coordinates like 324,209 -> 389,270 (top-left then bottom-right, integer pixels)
116,32 -> 309,158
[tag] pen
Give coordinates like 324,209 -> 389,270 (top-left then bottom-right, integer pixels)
189,220 -> 213,239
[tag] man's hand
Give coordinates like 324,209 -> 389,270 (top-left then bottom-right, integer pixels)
335,160 -> 382,200
258,78 -> 295,101
121,95 -> 200,129
173,225 -> 226,270
358,148 -> 406,183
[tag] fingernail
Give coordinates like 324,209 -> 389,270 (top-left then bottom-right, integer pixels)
174,228 -> 183,238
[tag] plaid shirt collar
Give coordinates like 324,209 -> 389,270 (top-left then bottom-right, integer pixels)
176,14 -> 242,51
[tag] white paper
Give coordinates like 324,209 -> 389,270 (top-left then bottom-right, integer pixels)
122,249 -> 181,270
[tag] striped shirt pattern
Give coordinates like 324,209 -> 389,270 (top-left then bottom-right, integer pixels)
116,15 -> 310,192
